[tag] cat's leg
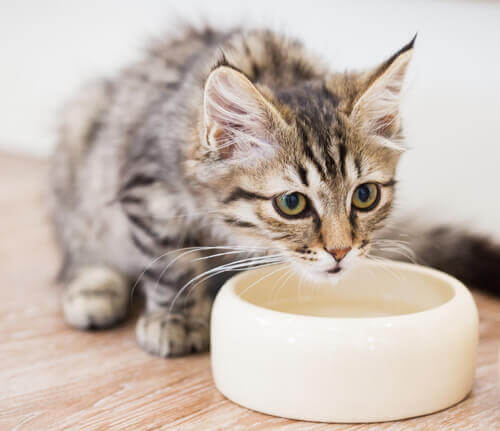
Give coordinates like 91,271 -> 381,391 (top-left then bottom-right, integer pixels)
135,253 -> 213,357
62,266 -> 130,330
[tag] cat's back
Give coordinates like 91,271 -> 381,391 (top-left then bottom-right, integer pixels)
53,27 -> 228,165
50,26 -> 325,205
50,27 -> 226,206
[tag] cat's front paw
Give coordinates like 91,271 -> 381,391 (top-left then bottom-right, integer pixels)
136,312 -> 209,357
63,267 -> 129,329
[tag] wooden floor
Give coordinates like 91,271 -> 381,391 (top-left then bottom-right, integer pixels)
1,152 -> 499,431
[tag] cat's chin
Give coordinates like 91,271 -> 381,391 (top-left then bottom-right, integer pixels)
291,257 -> 364,286
292,263 -> 345,286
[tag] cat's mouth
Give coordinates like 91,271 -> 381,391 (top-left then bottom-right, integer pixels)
327,265 -> 343,274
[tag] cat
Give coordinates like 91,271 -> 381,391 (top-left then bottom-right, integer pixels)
50,26 -> 499,358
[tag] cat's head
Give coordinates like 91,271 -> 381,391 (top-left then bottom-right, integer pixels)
195,38 -> 414,281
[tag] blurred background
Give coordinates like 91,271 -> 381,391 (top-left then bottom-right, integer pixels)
1,0 -> 499,234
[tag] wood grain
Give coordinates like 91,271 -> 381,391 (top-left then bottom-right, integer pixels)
0,152 -> 498,431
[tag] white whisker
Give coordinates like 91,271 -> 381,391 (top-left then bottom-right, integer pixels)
152,247 -> 277,294
166,255 -> 286,318
370,238 -> 417,264
268,267 -> 291,303
365,255 -> 405,283
270,266 -> 294,303
182,260 -> 285,309
131,245 -> 274,299
238,264 -> 289,299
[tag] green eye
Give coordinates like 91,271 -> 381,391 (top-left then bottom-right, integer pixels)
274,192 -> 308,217
352,183 -> 380,211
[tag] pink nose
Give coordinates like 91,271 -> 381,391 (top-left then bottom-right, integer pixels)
326,247 -> 351,262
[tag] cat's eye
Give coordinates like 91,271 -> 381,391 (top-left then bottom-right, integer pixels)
352,183 -> 380,211
274,192 -> 308,217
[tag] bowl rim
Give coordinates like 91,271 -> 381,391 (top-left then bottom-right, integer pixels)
221,261 -> 469,323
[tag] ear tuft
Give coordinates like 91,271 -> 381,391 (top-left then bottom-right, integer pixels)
351,37 -> 415,141
203,66 -> 282,162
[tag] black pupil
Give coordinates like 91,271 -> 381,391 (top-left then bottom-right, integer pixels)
357,185 -> 371,202
285,194 -> 300,209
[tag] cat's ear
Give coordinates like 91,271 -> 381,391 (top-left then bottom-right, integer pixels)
203,66 -> 285,161
351,36 -> 415,141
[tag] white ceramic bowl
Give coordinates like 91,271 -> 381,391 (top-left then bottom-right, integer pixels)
211,261 -> 478,423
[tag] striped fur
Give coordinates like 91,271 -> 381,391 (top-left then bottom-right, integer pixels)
50,26 -> 497,358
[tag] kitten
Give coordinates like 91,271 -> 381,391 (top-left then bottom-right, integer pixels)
50,27 -> 499,358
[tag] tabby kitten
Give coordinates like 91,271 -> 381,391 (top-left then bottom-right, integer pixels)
50,27 -> 498,358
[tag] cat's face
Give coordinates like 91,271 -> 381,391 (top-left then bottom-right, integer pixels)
198,40 -> 413,281
204,116 -> 401,282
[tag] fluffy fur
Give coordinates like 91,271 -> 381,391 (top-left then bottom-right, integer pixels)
50,26 -> 498,358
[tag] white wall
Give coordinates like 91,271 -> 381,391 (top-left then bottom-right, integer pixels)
2,0 -> 500,233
